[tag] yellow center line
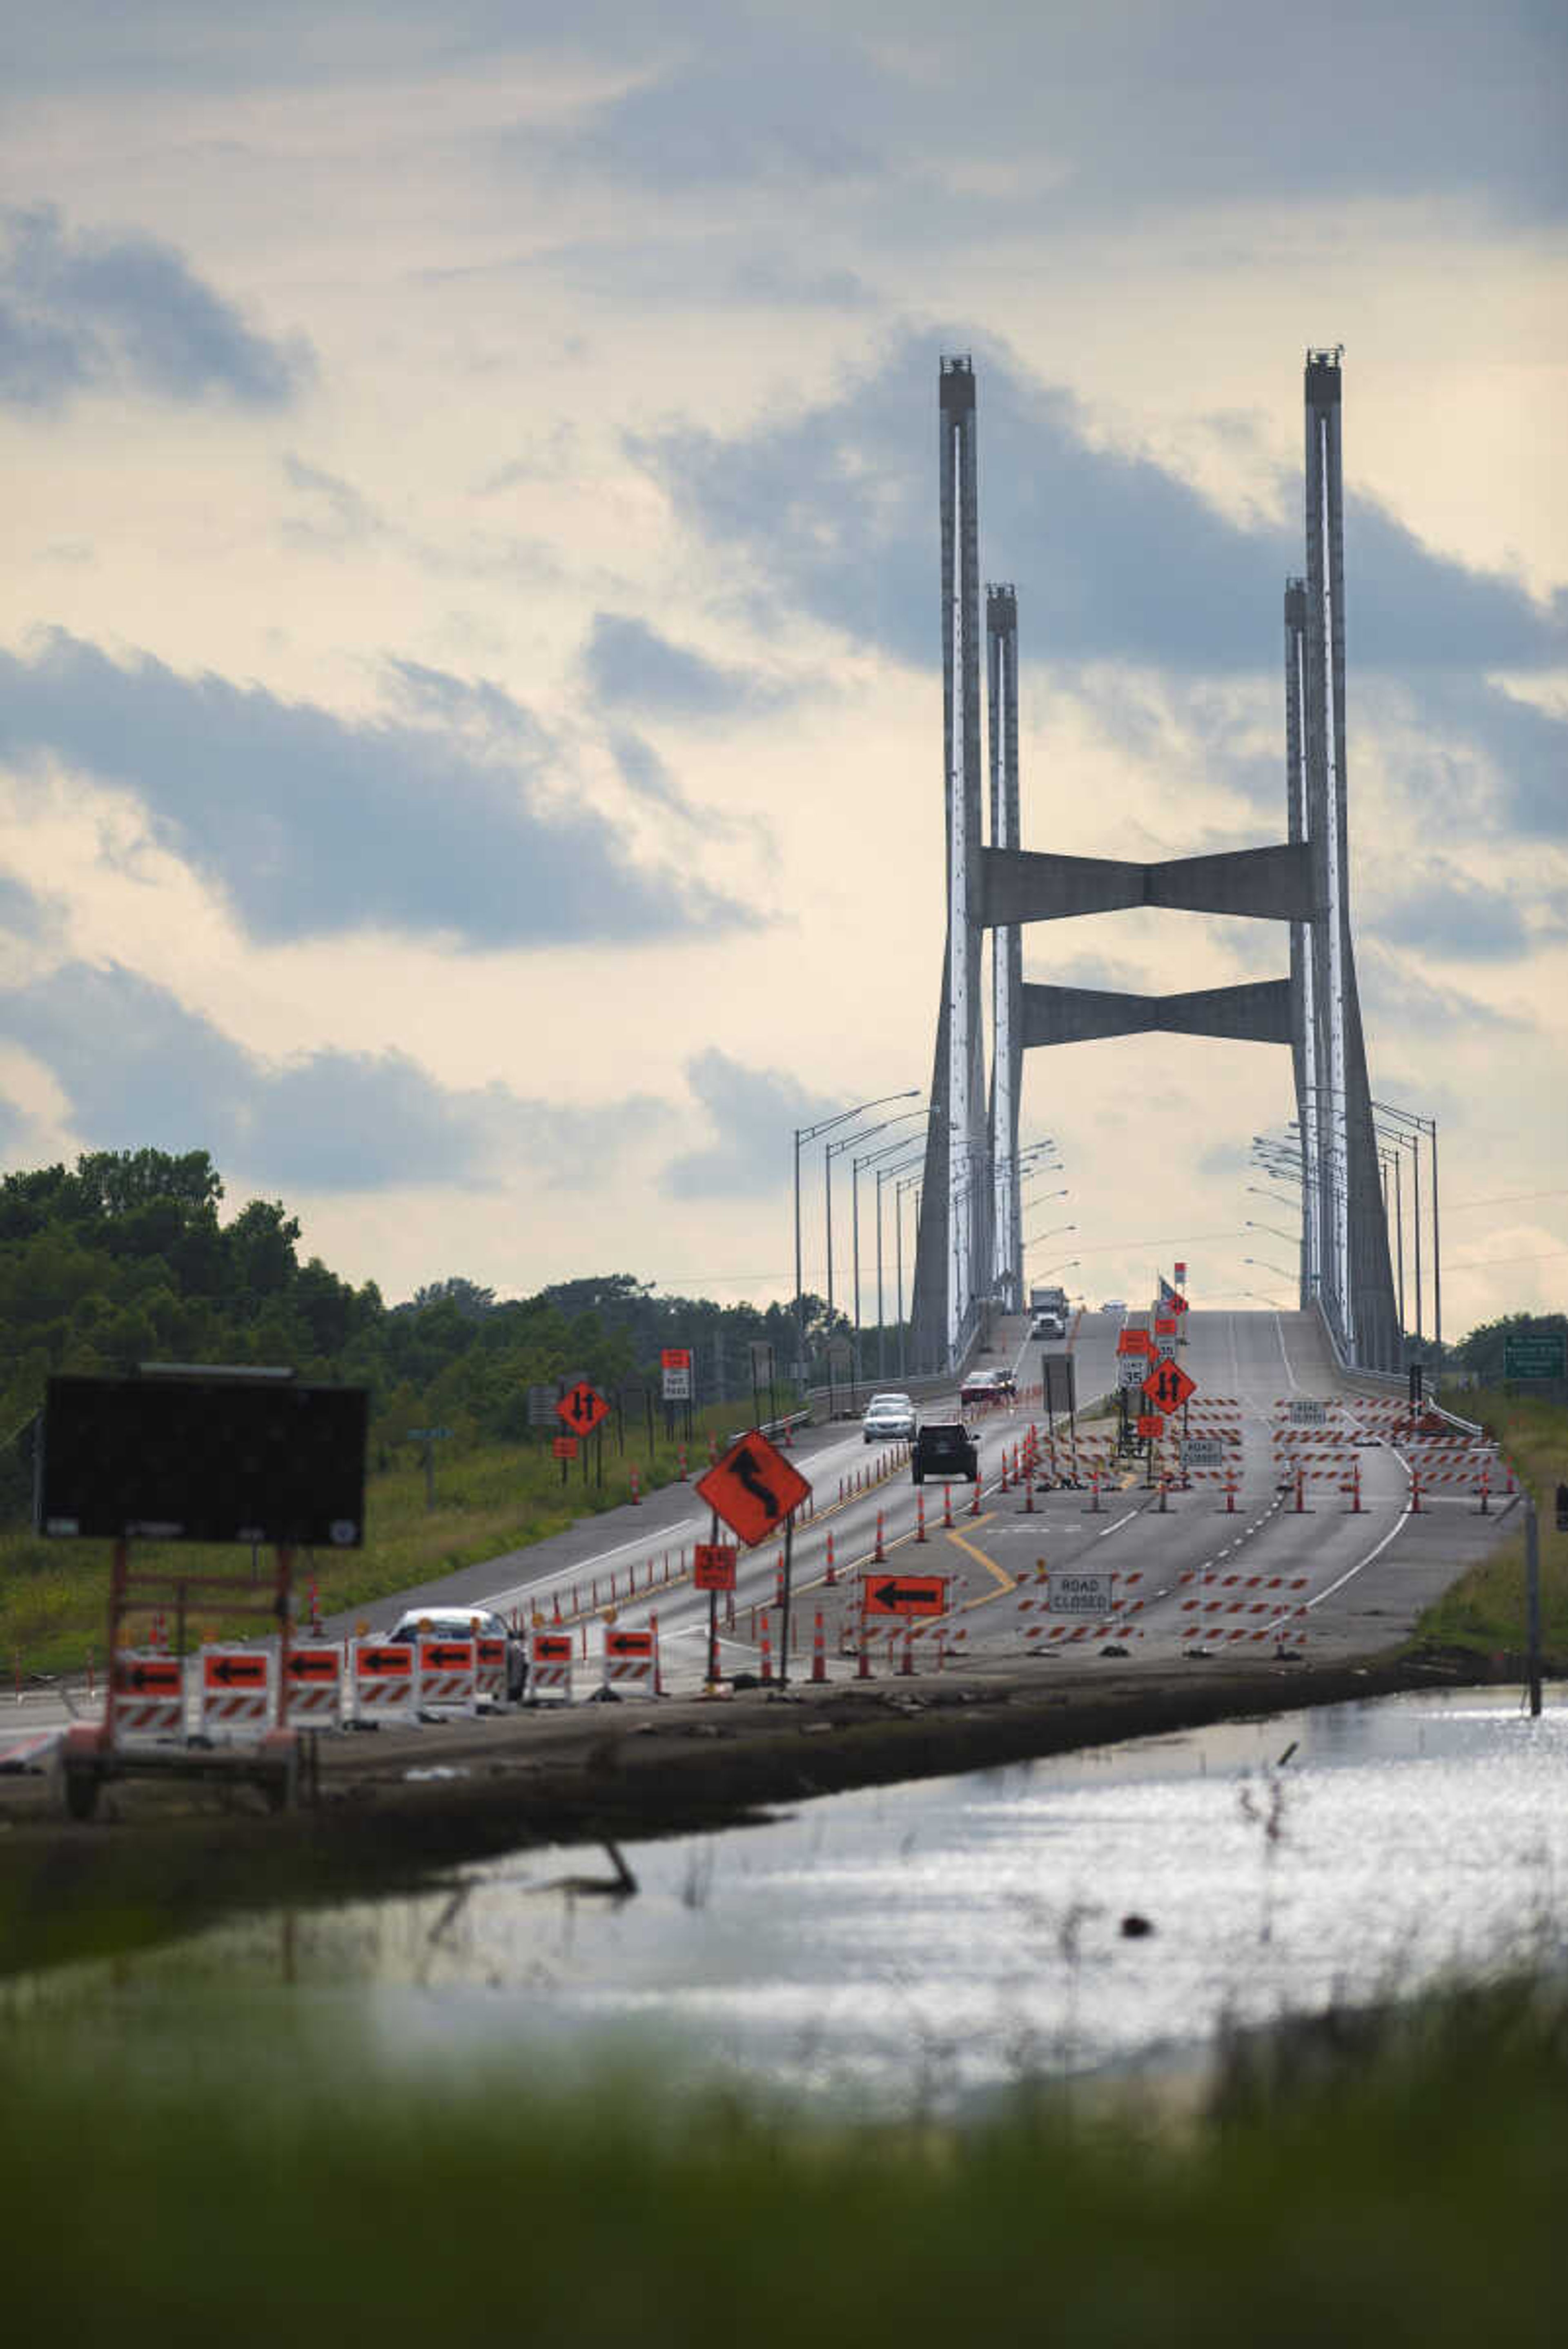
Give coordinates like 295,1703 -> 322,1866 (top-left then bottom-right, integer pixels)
942,1521 -> 1016,1610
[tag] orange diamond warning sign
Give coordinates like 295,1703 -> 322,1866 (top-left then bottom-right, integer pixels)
557,1380 -> 609,1437
696,1429 -> 811,1548
1141,1358 -> 1196,1416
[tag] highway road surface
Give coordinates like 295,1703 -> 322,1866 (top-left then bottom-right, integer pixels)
7,1307 -> 1514,1740
345,1304 -> 1513,1698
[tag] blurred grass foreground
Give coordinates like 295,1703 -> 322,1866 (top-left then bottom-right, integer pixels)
4,1973 -> 1567,2341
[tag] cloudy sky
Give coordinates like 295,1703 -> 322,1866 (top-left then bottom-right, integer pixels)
1,2 -> 1564,1338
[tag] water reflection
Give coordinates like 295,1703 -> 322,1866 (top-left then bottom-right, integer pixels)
12,1685 -> 1568,2115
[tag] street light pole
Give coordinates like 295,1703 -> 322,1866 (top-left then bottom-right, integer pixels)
793,1088 -> 919,1404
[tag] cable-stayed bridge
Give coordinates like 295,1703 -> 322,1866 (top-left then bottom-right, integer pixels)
910,348 -> 1401,1375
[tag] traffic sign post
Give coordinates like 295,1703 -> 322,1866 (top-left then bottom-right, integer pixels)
1504,1334 -> 1566,1383
660,1348 -> 693,1438
695,1529 -> 739,1690
1141,1358 -> 1196,1417
557,1381 -> 610,1438
697,1432 -> 812,1687
406,1425 -> 453,1513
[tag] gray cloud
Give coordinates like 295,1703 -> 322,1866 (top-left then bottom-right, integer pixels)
635,331 -> 1568,848
0,961 -> 675,1193
281,454 -> 381,547
1357,941 -> 1531,1035
532,27 -> 887,192
8,5 -> 1561,227
0,203 -> 310,412
636,331 -> 1565,680
1372,860 -> 1536,962
661,1048 -> 853,1199
583,612 -> 784,717
0,869 -> 58,944
609,729 -> 690,817
0,629 -> 752,948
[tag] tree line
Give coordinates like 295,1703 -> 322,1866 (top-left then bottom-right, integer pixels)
0,1148 -> 855,1514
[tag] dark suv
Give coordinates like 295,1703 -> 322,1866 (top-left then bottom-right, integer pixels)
911,1422 -> 980,1485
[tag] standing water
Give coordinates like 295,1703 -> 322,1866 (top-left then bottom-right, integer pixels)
11,1685 -> 1567,2115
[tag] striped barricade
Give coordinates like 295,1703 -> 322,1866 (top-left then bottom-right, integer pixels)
602,1625 -> 657,1696
198,1645 -> 273,1742
351,1639 -> 417,1726
283,1642 -> 344,1730
417,1637 -> 477,1713
109,1650 -> 185,1744
474,1634 -> 507,1710
530,1630 -> 573,1701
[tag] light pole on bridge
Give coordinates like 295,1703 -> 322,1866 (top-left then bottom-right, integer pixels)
792,1089 -> 919,1401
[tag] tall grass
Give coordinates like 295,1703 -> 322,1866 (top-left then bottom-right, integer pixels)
0,1398 -> 782,1676
1414,1387 -> 1568,1657
2,1972 -> 1566,2340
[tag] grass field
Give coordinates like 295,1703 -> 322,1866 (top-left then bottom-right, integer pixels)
2,1969 -> 1566,2340
1413,1387 -> 1568,1658
0,1399 -> 799,1678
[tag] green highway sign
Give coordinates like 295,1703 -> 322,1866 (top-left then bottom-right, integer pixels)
1503,1334 -> 1566,1380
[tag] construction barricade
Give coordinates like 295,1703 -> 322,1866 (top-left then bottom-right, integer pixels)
530,1629 -> 573,1701
474,1632 -> 508,1708
108,1650 -> 185,1744
350,1638 -> 418,1727
197,1645 -> 273,1743
602,1625 -> 658,1697
282,1641 -> 344,1730
417,1635 -> 477,1713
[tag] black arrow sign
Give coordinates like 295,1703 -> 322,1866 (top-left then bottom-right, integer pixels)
360,1648 -> 410,1672
866,1577 -> 945,1614
123,1663 -> 178,1692
211,1656 -> 265,1685
731,1444 -> 780,1521
424,1644 -> 472,1667
287,1654 -> 336,1679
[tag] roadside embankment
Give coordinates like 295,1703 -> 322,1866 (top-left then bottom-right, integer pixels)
0,1642 -> 1520,1977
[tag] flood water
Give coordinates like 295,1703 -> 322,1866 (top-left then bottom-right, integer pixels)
16,1685 -> 1568,2115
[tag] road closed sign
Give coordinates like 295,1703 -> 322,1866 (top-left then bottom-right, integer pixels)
1047,1572 -> 1116,1616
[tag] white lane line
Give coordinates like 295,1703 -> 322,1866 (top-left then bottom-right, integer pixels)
1274,1311 -> 1299,1393
1094,1508 -> 1139,1543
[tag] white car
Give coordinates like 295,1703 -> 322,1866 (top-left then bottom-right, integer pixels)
1101,1299 -> 1126,1314
862,1393 -> 917,1443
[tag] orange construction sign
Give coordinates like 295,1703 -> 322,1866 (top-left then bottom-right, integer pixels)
696,1429 -> 811,1548
1116,1328 -> 1152,1356
532,1632 -> 572,1664
862,1573 -> 948,1619
557,1380 -> 610,1437
202,1651 -> 267,1689
693,1541 -> 738,1592
1142,1358 -> 1197,1415
605,1628 -> 655,1659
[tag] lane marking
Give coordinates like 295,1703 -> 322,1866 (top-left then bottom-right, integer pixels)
942,1523 -> 1013,1607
